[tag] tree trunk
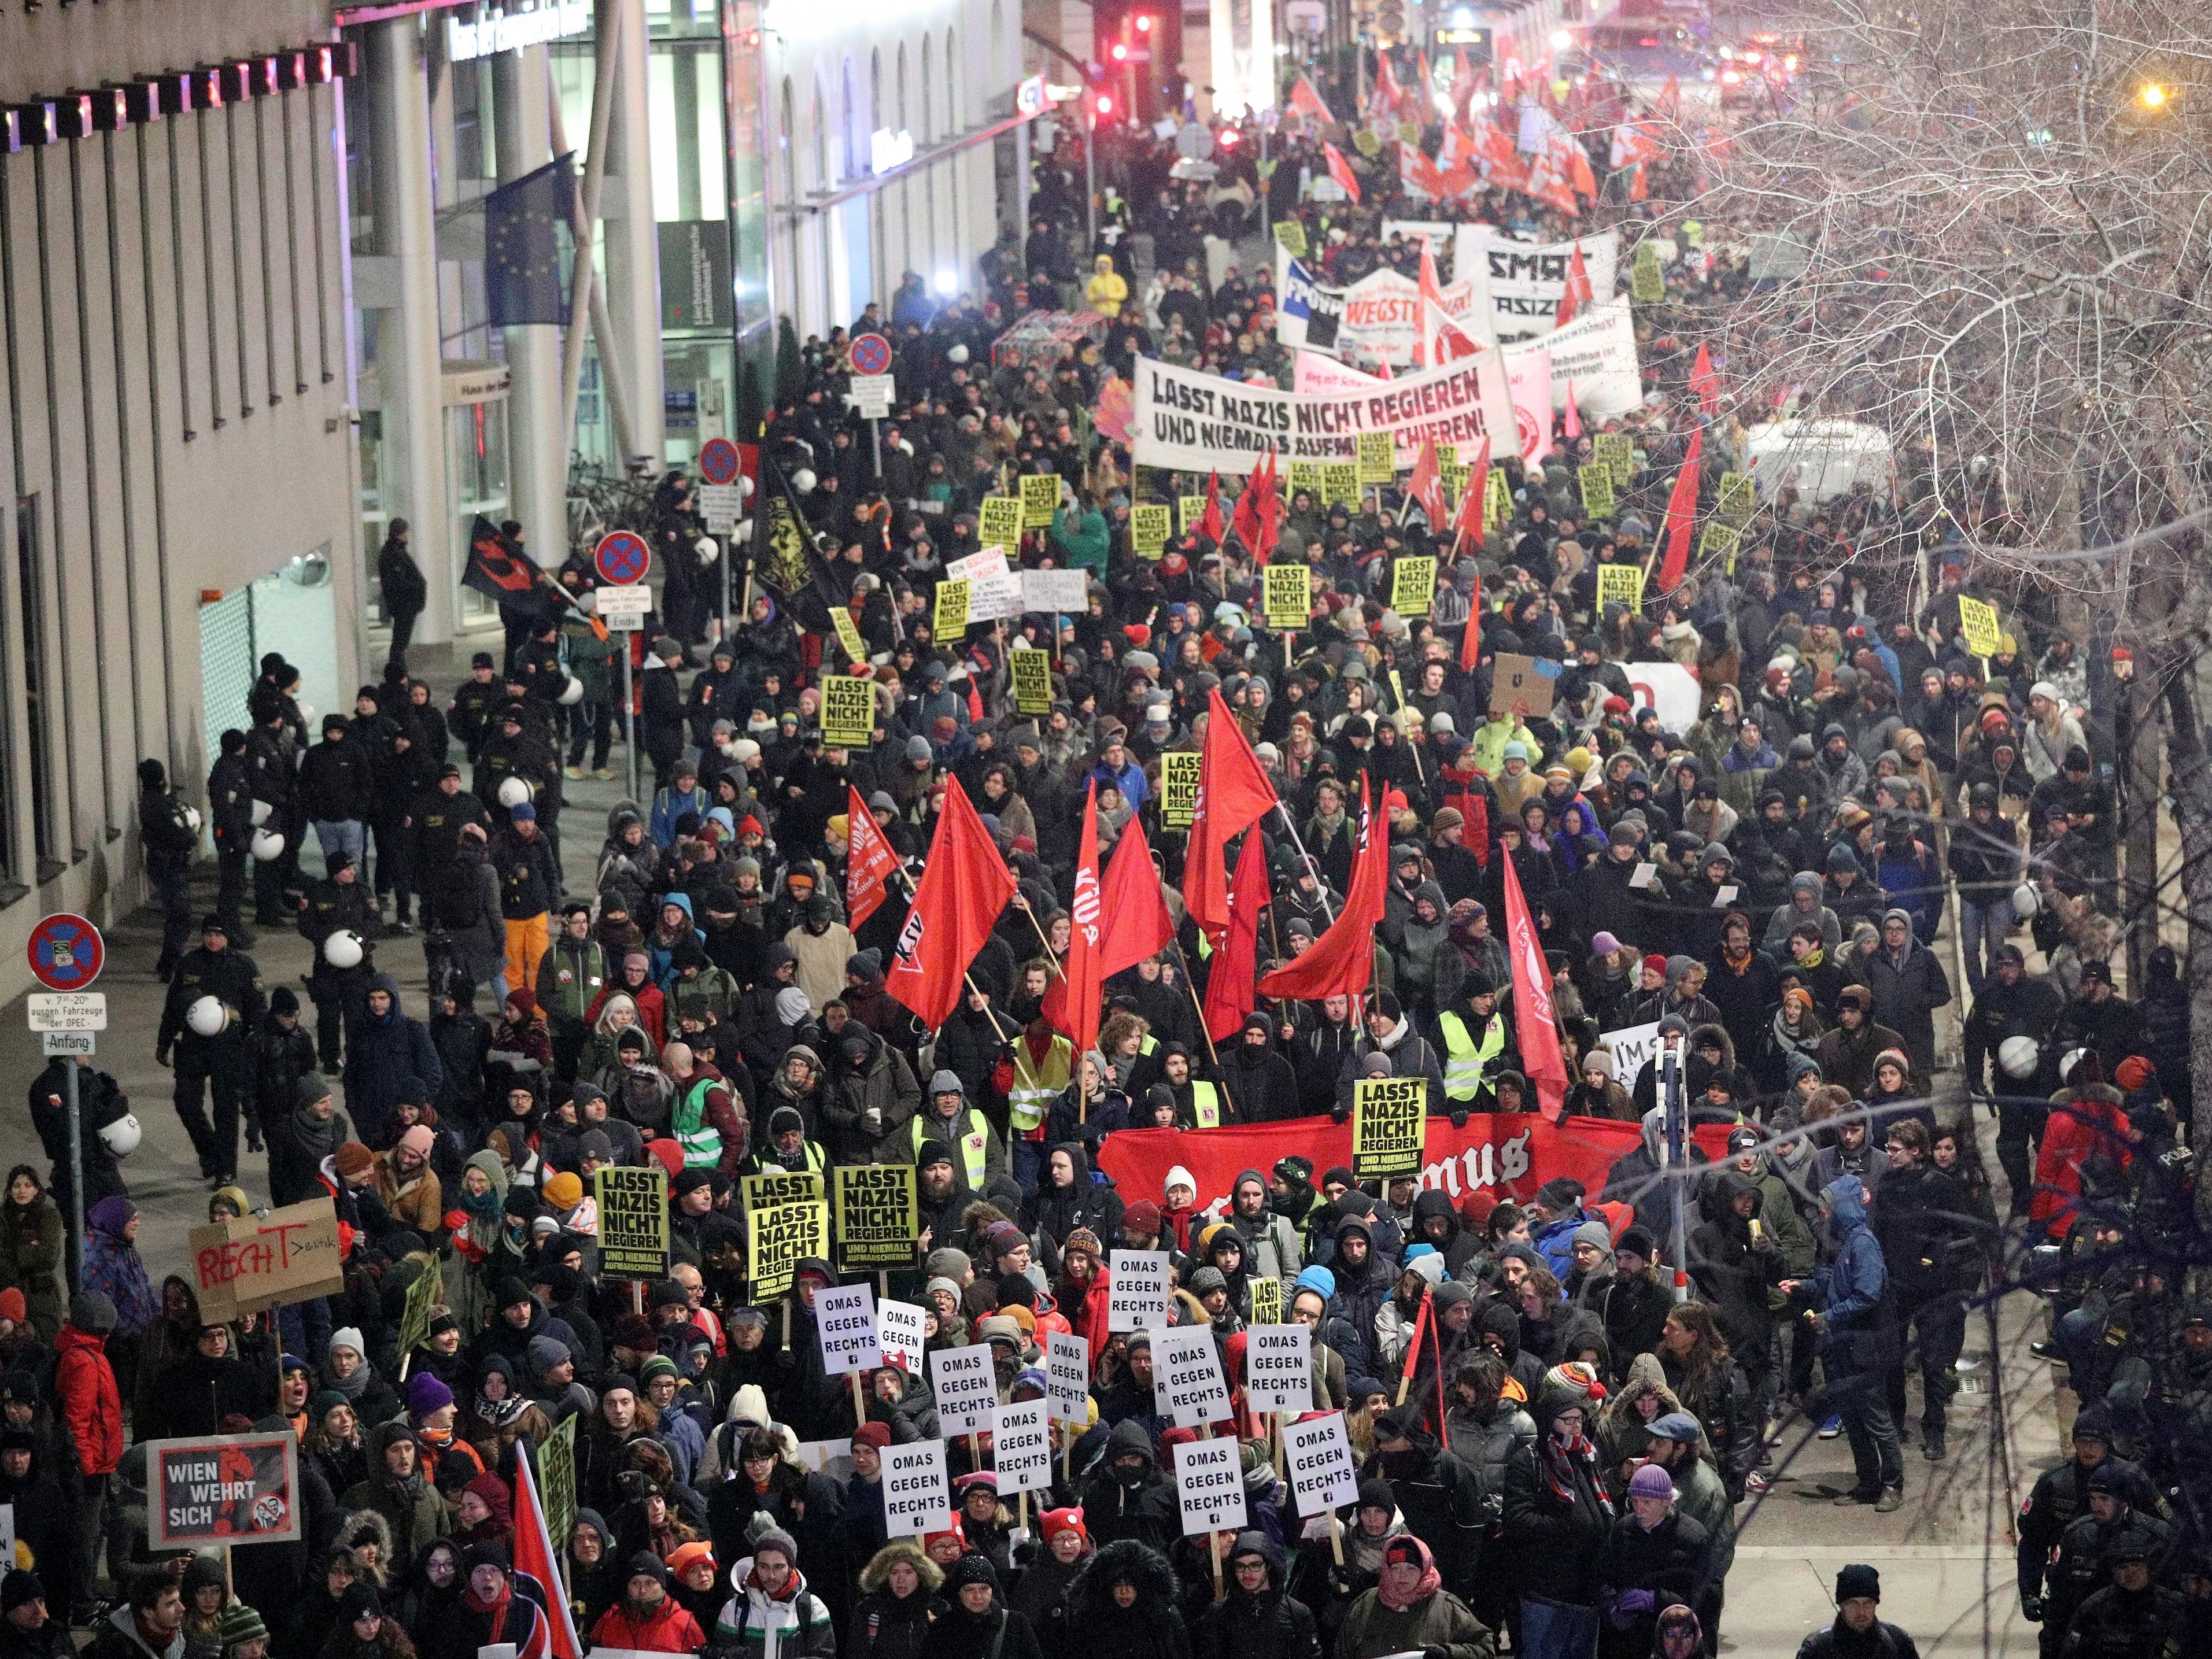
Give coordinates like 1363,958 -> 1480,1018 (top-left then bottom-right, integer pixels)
2157,653 -> 2212,1225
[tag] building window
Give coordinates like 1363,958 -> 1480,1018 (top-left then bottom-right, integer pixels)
14,497 -> 56,873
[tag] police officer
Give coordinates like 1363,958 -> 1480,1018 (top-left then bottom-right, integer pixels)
245,692 -> 301,925
2060,1527 -> 2185,1659
206,729 -> 257,945
138,759 -> 200,981
2019,1410 -> 2117,1624
298,853 -> 378,1073
156,914 -> 264,1187
2038,1462 -> 2171,1656
1961,943 -> 2063,1213
448,651 -> 504,763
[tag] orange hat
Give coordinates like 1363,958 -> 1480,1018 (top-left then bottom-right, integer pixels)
667,1542 -> 717,1579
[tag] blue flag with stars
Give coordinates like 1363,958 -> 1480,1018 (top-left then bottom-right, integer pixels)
485,153 -> 574,326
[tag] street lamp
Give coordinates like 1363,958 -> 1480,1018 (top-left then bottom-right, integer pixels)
2137,80 -> 2169,109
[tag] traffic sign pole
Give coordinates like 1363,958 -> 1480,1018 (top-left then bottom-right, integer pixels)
64,1059 -> 80,1288
622,644 -> 637,808
27,914 -> 102,1287
699,438 -> 743,651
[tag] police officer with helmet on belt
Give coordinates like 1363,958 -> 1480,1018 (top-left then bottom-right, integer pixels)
156,914 -> 264,1188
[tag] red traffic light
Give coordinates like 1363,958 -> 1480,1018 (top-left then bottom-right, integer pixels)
1095,91 -> 1114,113
1135,12 -> 1153,28
1111,41 -> 1128,59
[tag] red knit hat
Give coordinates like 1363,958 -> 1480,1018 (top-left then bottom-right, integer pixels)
1040,1506 -> 1087,1545
1457,1191 -> 1500,1231
852,1421 -> 893,1450
2114,1055 -> 2156,1093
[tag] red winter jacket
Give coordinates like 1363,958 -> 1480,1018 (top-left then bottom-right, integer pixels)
55,1323 -> 123,1475
590,1597 -> 705,1653
2030,1087 -> 2133,1237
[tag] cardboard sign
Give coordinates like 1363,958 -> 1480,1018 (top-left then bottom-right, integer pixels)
190,1199 -> 344,1321
149,1433 -> 303,1549
1356,430 -> 1394,484
878,1300 -> 928,1373
1391,555 -> 1436,618
1484,464 -> 1512,527
1023,568 -> 1090,614
1010,647 -> 1054,715
1630,241 -> 1666,303
1107,1248 -> 1175,1331
1488,652 -> 1547,719
834,1163 -> 918,1271
929,1341 -> 1000,1434
948,548 -> 1023,622
1323,461 -> 1360,505
1172,1436 -> 1248,1535
741,1170 -> 826,1214
980,496 -> 1025,548
992,1399 -> 1054,1494
1248,1276 -> 1283,1326
819,674 -> 876,749
1244,1323 -> 1313,1412
1958,594 -> 2001,659
1579,464 -> 1616,518
1353,1075 -> 1426,1178
1020,471 -> 1061,528
395,1254 -> 444,1361
1594,432 -> 1635,487
1288,459 -> 1327,494
748,1200 -> 830,1301
815,1281 -> 881,1375
1180,494 -> 1211,535
830,607 -> 868,665
883,1439 -> 951,1536
1046,1329 -> 1092,1424
933,577 -> 972,636
1282,1412 -> 1360,1511
1158,751 -> 1201,830
1595,561 -> 1645,614
1153,1324 -> 1232,1428
1131,502 -> 1172,557
1264,564 -> 1310,631
1601,1020 -> 1662,1087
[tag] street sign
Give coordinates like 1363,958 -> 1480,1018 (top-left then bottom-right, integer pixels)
699,486 -> 744,532
41,1032 -> 94,1057
849,373 -> 896,419
1017,74 -> 1048,117
596,585 -> 652,631
25,914 -> 102,991
848,332 -> 893,378
697,436 -> 743,486
28,992 -> 106,1032
593,529 -> 652,586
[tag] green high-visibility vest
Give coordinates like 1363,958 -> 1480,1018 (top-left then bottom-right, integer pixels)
1438,1008 -> 1505,1103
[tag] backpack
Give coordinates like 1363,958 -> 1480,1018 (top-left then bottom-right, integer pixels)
430,857 -> 486,932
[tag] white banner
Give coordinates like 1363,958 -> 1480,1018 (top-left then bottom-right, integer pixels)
878,1300 -> 926,1373
1277,245 -> 1494,367
1454,227 -> 1620,339
1106,1250 -> 1173,1332
814,1283 -> 880,1375
1172,1437 -> 1248,1535
1505,346 -> 1553,465
1516,299 -> 1644,418
947,548 -> 1021,622
1131,350 -> 1515,476
1623,659 -> 1703,734
1282,1412 -> 1361,1512
928,1342 -> 1000,1435
883,1439 -> 950,1536
991,1399 -> 1054,1494
1293,350 -> 1382,394
1045,1330 -> 1091,1423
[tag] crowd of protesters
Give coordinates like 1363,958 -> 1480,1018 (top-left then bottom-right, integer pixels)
67,34 -> 2212,1659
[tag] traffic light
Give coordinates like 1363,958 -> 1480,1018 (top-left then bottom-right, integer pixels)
1134,12 -> 1153,29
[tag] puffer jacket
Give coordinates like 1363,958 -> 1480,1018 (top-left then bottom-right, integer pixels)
1442,1396 -> 1536,1529
818,1028 -> 922,1165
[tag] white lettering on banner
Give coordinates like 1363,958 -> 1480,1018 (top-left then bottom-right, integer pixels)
1511,300 -> 1644,418
447,0 -> 592,62
882,1440 -> 951,1536
928,1342 -> 1001,1435
1454,227 -> 1620,340
1132,351 -> 1515,477
1046,1331 -> 1092,1424
1601,1021 -> 1663,1089
1281,1413 -> 1361,1512
1243,1324 -> 1313,1413
1152,1325 -> 1233,1428
1625,661 -> 1702,734
992,1400 -> 1054,1494
814,1283 -> 880,1376
1413,1129 -> 1534,1201
1107,1250 -> 1173,1332
1172,1438 -> 1249,1535
878,1300 -> 928,1374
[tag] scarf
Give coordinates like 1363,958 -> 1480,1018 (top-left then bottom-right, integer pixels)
464,1586 -> 515,1643
324,1358 -> 374,1402
748,1565 -> 806,1605
1542,1425 -> 1608,1512
293,1104 -> 342,1164
1375,1546 -> 1442,1612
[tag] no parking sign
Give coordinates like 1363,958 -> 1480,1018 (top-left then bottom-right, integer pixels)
593,530 -> 652,586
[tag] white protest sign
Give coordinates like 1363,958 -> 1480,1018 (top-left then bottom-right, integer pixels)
882,1439 -> 951,1536
1046,1330 -> 1092,1424
991,1399 -> 1054,1495
1107,1250 -> 1173,1332
1243,1324 -> 1313,1413
1021,567 -> 1091,614
1153,1324 -> 1233,1428
814,1282 -> 880,1375
1454,226 -> 1621,339
878,1300 -> 927,1374
1624,660 -> 1702,734
1282,1412 -> 1361,1511
928,1341 -> 1000,1435
1601,1021 -> 1661,1089
1171,1436 -> 1247,1535
947,548 -> 1022,622
1522,298 -> 1643,418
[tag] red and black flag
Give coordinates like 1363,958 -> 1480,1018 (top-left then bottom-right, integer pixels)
462,515 -> 549,606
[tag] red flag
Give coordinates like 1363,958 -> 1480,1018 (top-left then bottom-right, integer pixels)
1324,143 -> 1363,204
1566,140 -> 1599,201
1460,568 -> 1483,671
1501,849 -> 1570,1120
1257,778 -> 1387,1002
1373,52 -> 1405,117
846,784 -> 899,930
1628,160 -> 1649,201
1097,814 -> 1176,975
1201,470 -> 1225,542
1043,782 -> 1106,1054
1689,341 -> 1719,413
1655,426 -> 1705,593
1184,688 -> 1280,939
1290,75 -> 1333,124
1398,141 -> 1447,201
1450,434 -> 1491,561
885,783 -> 1015,1029
1563,380 -> 1581,441
1452,47 -> 1478,125
1201,825 -> 1267,1041
509,1433 -> 581,1659
1231,454 -> 1268,557
1407,439 -> 1445,529
1253,447 -> 1283,564
1556,245 -> 1593,328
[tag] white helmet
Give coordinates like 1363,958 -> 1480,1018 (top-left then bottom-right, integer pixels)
323,930 -> 365,970
183,805 -> 202,833
1997,1036 -> 2040,1080
2011,882 -> 2039,918
250,799 -> 273,827
738,474 -> 755,500
792,468 -> 817,494
497,776 -> 532,808
186,995 -> 228,1037
557,675 -> 585,706
696,536 -> 719,566
2059,1047 -> 2089,1087
250,828 -> 285,862
948,342 -> 970,364
733,519 -> 754,544
98,1113 -> 142,1158
296,701 -> 315,723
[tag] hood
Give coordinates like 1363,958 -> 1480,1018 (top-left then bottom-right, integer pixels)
659,891 -> 696,925
858,1538 -> 944,1594
1639,1103 -> 1668,1162
1069,1538 -> 1180,1621
1703,1169 -> 1757,1226
1410,1188 -> 1458,1237
1823,1175 -> 1868,1229
1105,1418 -> 1157,1470
367,972 -> 403,1019
1225,1529 -> 1285,1589
1689,1022 -> 1736,1072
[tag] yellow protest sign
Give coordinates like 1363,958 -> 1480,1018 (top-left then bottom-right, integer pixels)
1958,594 -> 2002,659
1698,521 -> 1741,574
1263,563 -> 1311,631
1180,495 -> 1211,535
819,674 -> 876,749
834,1163 -> 919,1272
933,577 -> 972,636
1484,465 -> 1512,529
1010,646 -> 1053,715
1596,562 -> 1645,613
1352,127 -> 1382,157
979,495 -> 1024,548
1352,1076 -> 1426,1178
1439,453 -> 1468,507
1323,462 -> 1360,505
1249,1276 -> 1283,1325
1288,460 -> 1327,496
1579,464 -> 1616,519
1159,750 -> 1201,829
1130,502 -> 1172,557
830,607 -> 867,666
593,1166 -> 670,1279
1020,472 -> 1061,529
1715,471 -> 1756,523
1391,555 -> 1436,617
748,1200 -> 831,1301
741,1170 -> 826,1214
1397,121 -> 1420,143
1631,241 -> 1665,303
1356,431 -> 1394,485
1274,219 -> 1308,259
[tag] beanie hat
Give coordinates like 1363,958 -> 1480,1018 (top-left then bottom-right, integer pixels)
749,1527 -> 799,1565
407,1372 -> 455,1417
1041,1506 -> 1087,1544
852,1421 -> 893,1450
0,1291 -> 24,1326
666,1542 -> 716,1582
329,1327 -> 365,1359
0,1572 -> 42,1616
1627,1464 -> 1675,1501
1571,1219 -> 1613,1255
625,1551 -> 671,1589
1835,1564 -> 1881,1603
460,1542 -> 510,1576
1295,1265 -> 1335,1299
1063,1228 -> 1102,1259
335,1143 -> 376,1181
70,1291 -> 117,1335
541,1171 -> 583,1209
217,1601 -> 268,1651
2114,1055 -> 2155,1093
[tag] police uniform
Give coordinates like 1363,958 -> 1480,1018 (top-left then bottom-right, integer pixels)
297,860 -> 378,1070
156,919 -> 264,1182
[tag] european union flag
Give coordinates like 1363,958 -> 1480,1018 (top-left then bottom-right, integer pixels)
485,153 -> 575,327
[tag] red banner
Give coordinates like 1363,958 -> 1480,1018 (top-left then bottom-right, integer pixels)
1094,1113 -> 1735,1217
